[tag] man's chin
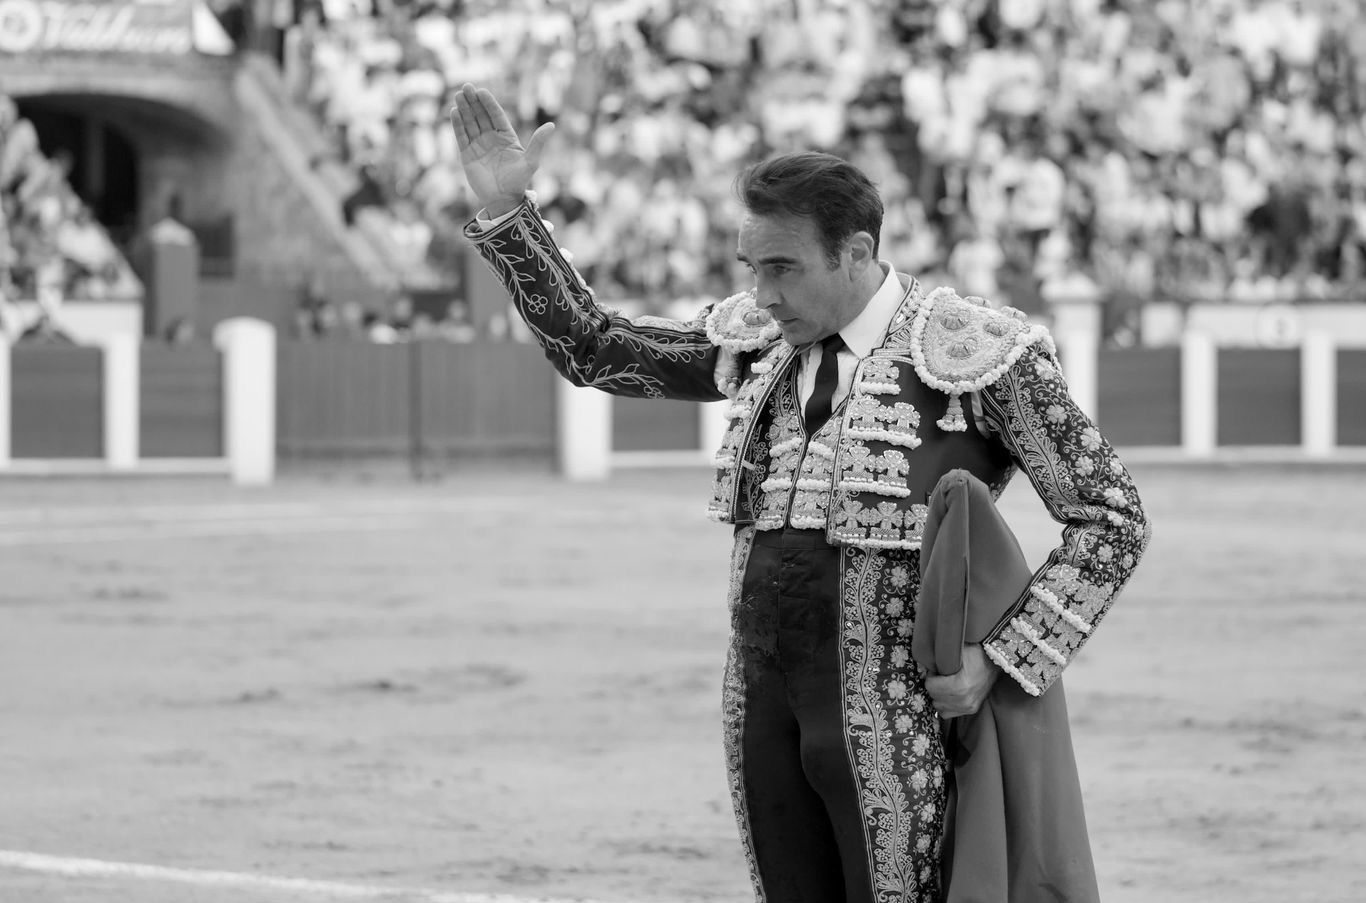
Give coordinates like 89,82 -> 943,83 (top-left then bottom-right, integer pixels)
778,323 -> 814,345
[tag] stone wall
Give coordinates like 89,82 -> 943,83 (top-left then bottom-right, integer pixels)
1,51 -> 395,328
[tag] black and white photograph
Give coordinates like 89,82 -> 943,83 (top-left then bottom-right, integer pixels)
1,1 -> 1363,902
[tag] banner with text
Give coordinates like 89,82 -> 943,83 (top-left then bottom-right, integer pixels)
0,0 -> 202,55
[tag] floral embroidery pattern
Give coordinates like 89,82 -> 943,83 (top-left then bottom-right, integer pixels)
846,394 -> 923,450
749,370 -> 846,532
838,446 -> 912,498
978,344 -> 1152,696
909,287 -> 1053,431
822,355 -> 940,549
720,527 -> 767,902
753,401 -> 806,530
831,499 -> 932,550
705,289 -> 784,352
465,200 -> 724,401
708,346 -> 792,522
840,546 -> 946,902
788,435 -> 838,529
855,358 -> 902,395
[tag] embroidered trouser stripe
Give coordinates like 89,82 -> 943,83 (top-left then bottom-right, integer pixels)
726,529 -> 945,903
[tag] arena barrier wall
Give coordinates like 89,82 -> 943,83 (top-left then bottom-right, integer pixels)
275,341 -> 556,462
0,318 -> 274,484
4,329 -> 1362,486
558,330 -> 1366,479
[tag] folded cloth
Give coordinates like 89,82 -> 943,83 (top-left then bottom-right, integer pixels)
916,469 -> 1100,903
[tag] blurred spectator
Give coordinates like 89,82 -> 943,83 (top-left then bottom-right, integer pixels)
274,0 -> 1366,332
1,94 -> 141,311
17,311 -> 75,345
163,316 -> 197,344
435,298 -> 476,342
341,163 -> 386,226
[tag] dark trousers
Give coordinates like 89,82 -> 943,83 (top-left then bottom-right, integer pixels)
731,528 -> 882,903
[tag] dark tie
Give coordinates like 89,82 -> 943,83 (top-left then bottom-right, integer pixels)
804,333 -> 846,436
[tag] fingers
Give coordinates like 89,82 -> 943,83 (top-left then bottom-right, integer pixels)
450,87 -> 477,149
924,672 -> 978,718
923,675 -> 949,718
524,122 -> 556,169
452,83 -> 499,144
475,86 -> 511,133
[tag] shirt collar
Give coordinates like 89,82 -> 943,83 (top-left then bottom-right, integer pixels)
834,262 -> 902,358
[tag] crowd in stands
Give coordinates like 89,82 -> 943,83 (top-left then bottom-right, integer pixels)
292,277 -> 484,342
272,0 -> 1366,343
0,96 -> 140,340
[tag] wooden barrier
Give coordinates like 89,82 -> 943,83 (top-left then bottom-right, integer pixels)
0,319 -> 270,483
140,344 -> 224,457
1339,350 -> 1366,447
553,330 -> 1366,479
8,344 -> 103,459
274,340 -> 556,462
1096,347 -> 1181,446
4,327 -> 1364,485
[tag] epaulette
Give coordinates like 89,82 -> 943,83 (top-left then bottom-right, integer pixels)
908,286 -> 1054,431
705,289 -> 783,352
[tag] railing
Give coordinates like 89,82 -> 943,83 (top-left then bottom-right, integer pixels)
276,340 -> 556,468
554,329 -> 1366,478
0,319 -> 273,484
4,325 -> 1364,486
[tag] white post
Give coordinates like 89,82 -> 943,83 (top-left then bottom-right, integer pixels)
1055,327 -> 1099,423
699,400 -> 728,464
99,333 -> 139,470
0,339 -> 10,468
1301,331 -> 1336,457
213,317 -> 276,485
556,379 -> 611,480
1181,331 -> 1217,456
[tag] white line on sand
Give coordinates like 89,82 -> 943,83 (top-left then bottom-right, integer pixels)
0,850 -> 608,903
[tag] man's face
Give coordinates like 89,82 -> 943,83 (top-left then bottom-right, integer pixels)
736,212 -> 862,346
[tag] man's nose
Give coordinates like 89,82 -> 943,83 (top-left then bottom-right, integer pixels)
754,281 -> 780,310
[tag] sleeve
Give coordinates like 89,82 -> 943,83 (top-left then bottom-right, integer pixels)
976,344 -> 1153,696
463,196 -> 725,402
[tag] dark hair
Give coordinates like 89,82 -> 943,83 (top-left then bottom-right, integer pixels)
736,151 -> 883,267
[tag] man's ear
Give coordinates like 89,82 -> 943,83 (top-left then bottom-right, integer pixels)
845,231 -> 877,277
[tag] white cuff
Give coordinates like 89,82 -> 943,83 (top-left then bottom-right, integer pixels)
473,206 -> 521,231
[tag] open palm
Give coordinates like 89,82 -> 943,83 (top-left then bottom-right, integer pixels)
450,83 -> 554,214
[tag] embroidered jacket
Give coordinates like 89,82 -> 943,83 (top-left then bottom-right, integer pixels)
465,196 -> 1151,697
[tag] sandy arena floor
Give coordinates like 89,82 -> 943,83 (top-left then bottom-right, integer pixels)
0,462 -> 1362,903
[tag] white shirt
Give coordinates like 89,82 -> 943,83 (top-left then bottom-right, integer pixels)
797,262 -> 903,412
798,263 -> 996,435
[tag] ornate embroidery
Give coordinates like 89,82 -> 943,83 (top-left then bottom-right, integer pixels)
838,447 -> 912,498
708,347 -> 794,523
789,419 -> 840,529
846,395 -> 923,450
705,289 -> 783,352
978,344 -> 1152,695
855,358 -> 901,395
831,499 -> 931,549
754,403 -> 806,529
720,527 -> 766,902
839,547 -> 945,902
707,415 -> 751,522
908,286 -> 1054,431
465,200 -> 722,400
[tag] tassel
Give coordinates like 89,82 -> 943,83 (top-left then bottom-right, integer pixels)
937,393 -> 968,432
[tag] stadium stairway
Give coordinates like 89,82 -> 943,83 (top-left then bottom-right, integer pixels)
231,55 -> 447,302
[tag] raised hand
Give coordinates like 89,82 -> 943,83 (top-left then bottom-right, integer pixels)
450,83 -> 555,218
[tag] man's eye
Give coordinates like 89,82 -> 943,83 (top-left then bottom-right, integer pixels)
770,265 -> 789,277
